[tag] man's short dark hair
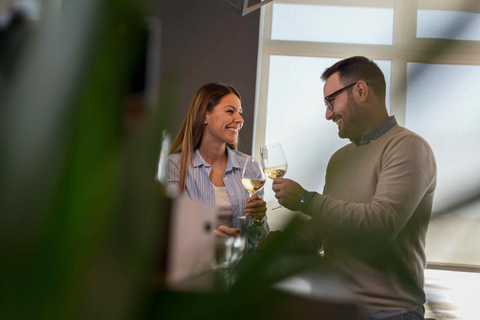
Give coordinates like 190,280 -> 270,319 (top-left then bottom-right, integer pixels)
321,56 -> 386,102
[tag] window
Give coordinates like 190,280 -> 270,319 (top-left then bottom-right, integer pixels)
271,3 -> 394,44
417,10 -> 480,41
255,0 -> 480,317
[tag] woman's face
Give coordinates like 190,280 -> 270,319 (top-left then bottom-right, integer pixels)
204,93 -> 244,145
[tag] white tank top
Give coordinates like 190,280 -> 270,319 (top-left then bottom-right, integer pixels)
211,184 -> 233,228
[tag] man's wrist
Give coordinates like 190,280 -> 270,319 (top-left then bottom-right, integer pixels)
299,191 -> 316,211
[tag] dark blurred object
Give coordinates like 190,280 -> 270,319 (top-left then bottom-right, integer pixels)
0,0 -> 38,88
147,216 -> 366,320
257,229 -> 323,255
150,283 -> 366,320
149,241 -> 364,320
123,16 -> 161,133
123,25 -> 149,132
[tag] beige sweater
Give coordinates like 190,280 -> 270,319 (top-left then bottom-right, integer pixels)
307,124 -> 437,310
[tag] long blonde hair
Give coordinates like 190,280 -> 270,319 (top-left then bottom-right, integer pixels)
170,83 -> 241,192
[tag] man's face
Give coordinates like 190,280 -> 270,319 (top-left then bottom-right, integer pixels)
323,73 -> 362,141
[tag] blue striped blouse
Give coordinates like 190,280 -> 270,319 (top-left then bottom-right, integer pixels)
167,147 -> 270,246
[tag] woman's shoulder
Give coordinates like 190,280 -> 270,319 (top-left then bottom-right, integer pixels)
168,152 -> 182,165
230,148 -> 249,159
228,148 -> 250,166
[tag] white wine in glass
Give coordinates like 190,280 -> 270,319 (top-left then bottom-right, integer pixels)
241,178 -> 266,194
263,167 -> 287,179
240,156 -> 266,220
260,143 -> 288,210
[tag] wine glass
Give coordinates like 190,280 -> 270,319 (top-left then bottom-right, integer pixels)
260,143 -> 288,210
239,157 -> 266,251
241,156 -> 266,220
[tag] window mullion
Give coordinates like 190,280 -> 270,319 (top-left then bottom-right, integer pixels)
254,4 -> 274,157
389,0 -> 415,126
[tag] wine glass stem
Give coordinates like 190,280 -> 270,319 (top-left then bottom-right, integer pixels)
247,192 -> 258,221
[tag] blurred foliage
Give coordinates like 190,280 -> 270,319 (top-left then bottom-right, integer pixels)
0,0 -> 176,319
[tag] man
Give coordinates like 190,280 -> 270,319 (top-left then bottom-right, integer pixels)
270,56 -> 436,320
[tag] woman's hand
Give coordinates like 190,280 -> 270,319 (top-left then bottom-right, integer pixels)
215,225 -> 241,237
244,193 -> 267,222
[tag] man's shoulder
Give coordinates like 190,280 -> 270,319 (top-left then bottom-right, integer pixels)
331,125 -> 432,157
379,126 -> 436,164
386,125 -> 432,148
328,142 -> 355,162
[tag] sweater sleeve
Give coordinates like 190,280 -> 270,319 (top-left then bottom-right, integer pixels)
306,134 -> 436,241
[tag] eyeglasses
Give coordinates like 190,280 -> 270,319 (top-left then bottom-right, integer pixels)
324,82 -> 357,110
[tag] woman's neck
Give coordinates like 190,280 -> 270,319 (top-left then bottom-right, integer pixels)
198,139 -> 229,188
198,140 -> 228,168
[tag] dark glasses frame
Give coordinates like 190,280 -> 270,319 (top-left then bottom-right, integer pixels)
324,82 -> 358,110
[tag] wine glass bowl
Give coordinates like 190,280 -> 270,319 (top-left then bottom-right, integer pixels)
263,167 -> 287,179
241,178 -> 266,195
241,157 -> 267,197
240,156 -> 266,228
260,143 -> 288,210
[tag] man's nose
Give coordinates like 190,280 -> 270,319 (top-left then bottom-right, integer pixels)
326,108 -> 334,120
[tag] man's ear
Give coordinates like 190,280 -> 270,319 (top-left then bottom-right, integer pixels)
355,81 -> 369,103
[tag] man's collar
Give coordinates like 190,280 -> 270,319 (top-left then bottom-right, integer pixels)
351,115 -> 397,146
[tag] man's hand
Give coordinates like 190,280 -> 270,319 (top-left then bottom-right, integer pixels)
244,193 -> 267,221
272,178 -> 307,211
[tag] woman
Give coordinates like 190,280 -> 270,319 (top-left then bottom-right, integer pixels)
167,83 -> 269,247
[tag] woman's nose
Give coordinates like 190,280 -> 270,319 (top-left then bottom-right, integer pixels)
236,113 -> 244,124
